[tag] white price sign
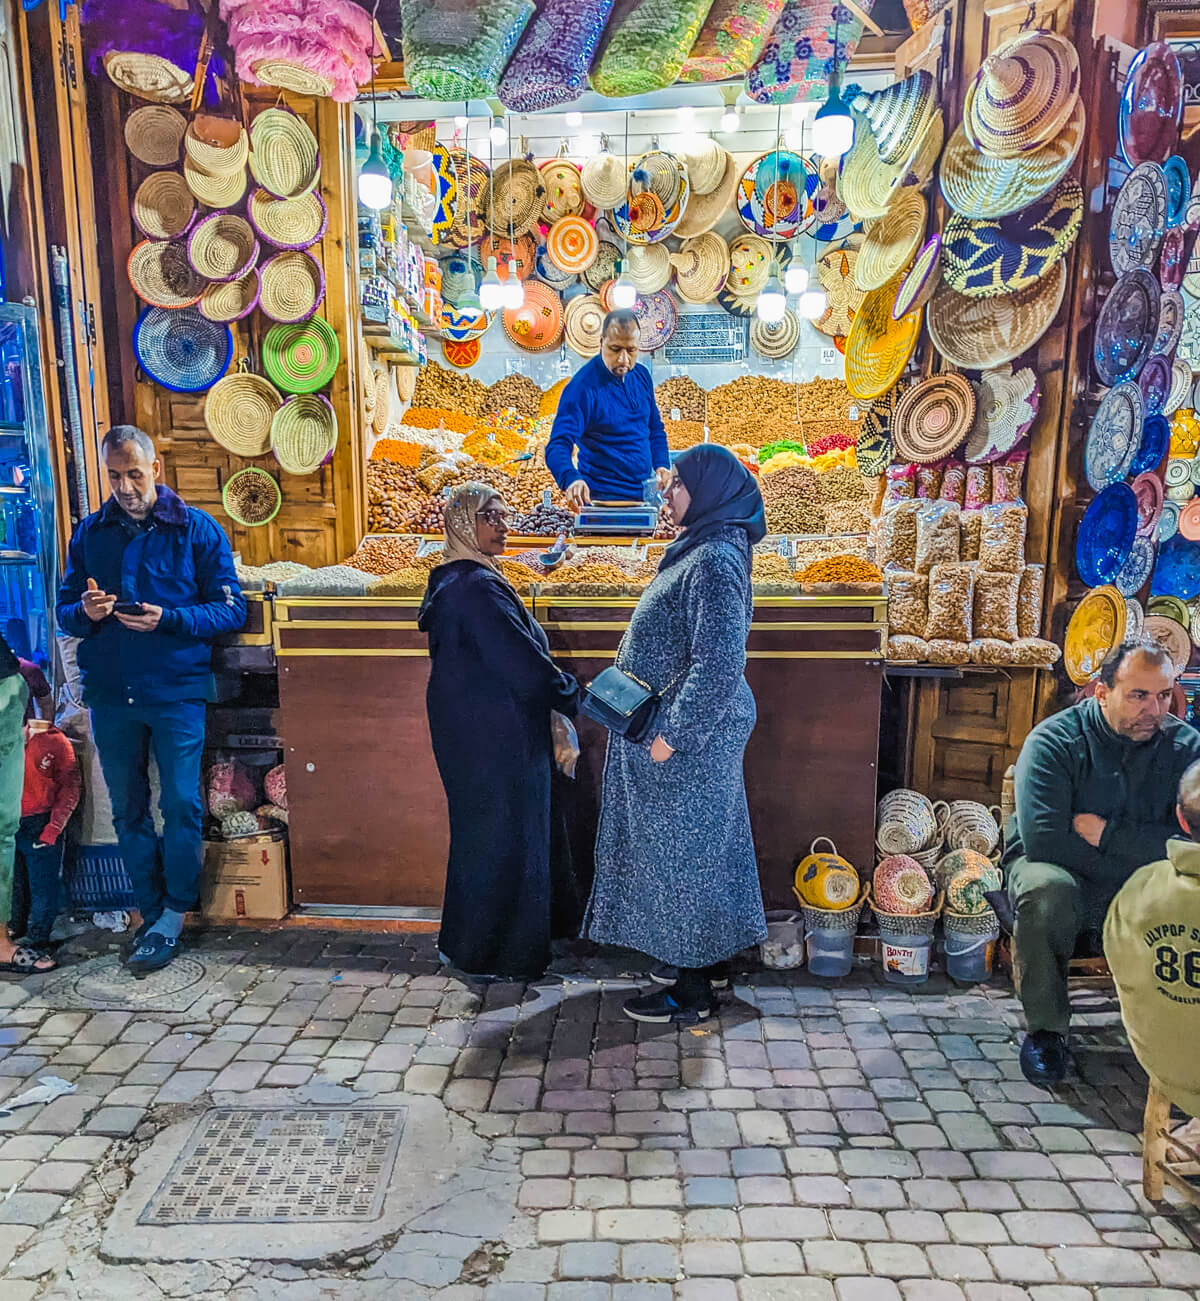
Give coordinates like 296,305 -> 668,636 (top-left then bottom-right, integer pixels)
821,347 -> 836,365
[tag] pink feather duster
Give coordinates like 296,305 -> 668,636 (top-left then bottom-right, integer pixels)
221,0 -> 374,101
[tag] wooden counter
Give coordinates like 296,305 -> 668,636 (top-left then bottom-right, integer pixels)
273,593 -> 885,910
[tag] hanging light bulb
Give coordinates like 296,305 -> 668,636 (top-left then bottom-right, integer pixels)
812,7 -> 854,159
720,104 -> 739,134
502,259 -> 525,309
479,256 -> 505,311
358,127 -> 392,210
756,260 -> 787,324
489,121 -> 507,146
785,262 -> 809,295
798,282 -> 828,320
610,260 -> 637,310
565,110 -> 583,127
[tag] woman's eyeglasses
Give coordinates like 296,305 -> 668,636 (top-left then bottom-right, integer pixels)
476,507 -> 509,527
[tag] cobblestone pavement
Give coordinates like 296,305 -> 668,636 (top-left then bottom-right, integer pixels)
0,925 -> 1197,1301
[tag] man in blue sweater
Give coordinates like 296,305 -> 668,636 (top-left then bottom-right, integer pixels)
56,426 -> 245,974
546,309 -> 670,509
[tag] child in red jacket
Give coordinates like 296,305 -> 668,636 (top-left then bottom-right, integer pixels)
10,720 -> 81,947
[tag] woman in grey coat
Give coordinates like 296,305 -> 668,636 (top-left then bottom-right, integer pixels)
585,444 -> 768,1024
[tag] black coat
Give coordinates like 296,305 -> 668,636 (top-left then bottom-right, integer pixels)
418,560 -> 580,979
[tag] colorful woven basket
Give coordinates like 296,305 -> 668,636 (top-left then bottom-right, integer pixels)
793,837 -> 860,911
935,848 -> 1002,916
132,170 -> 195,240
127,239 -> 204,309
844,276 -> 923,401
262,316 -> 340,394
259,250 -> 325,323
892,372 -> 976,463
270,393 -> 338,474
545,215 -> 599,275
124,104 -> 186,167
187,213 -> 260,283
873,855 -> 935,914
222,467 -> 282,528
964,30 -> 1080,158
204,370 -> 283,457
681,0 -> 785,83
133,306 -> 232,394
928,260 -> 1066,370
198,269 -> 261,323
854,187 -> 927,292
249,108 -> 320,200
401,0 -> 535,99
591,0 -> 712,96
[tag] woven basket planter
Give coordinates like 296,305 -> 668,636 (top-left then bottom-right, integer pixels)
222,467 -> 282,527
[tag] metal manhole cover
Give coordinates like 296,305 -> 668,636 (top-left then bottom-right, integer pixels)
139,1107 -> 407,1225
32,953 -> 217,1012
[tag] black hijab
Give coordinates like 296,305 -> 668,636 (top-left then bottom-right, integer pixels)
658,444 -> 767,573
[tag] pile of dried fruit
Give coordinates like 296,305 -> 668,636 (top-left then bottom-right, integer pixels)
798,556 -> 883,584
411,364 -> 488,415
707,375 -> 798,427
484,373 -> 542,418
655,376 -> 706,423
369,438 -> 424,466
401,407 -> 474,434
513,504 -> 575,535
367,462 -> 446,533
817,465 -> 868,502
373,567 -> 432,595
344,535 -> 425,576
795,378 -> 855,422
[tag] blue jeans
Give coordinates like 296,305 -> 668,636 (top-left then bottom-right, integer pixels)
12,813 -> 63,943
90,701 -> 206,922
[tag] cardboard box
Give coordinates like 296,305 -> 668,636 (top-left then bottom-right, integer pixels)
202,834 -> 288,921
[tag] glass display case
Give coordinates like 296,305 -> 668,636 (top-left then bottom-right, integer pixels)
0,304 -> 55,679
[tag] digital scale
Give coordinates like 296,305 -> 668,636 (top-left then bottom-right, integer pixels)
573,501 -> 660,536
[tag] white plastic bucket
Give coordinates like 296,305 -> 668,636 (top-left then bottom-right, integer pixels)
761,910 -> 804,969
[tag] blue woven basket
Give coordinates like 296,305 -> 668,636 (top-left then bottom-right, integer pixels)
65,844 -> 136,911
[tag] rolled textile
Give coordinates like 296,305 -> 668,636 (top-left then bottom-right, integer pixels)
745,0 -> 872,104
680,0 -> 785,82
499,0 -> 615,112
591,0 -> 717,97
400,0 -> 536,100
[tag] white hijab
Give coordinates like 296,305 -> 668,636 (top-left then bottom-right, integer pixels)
443,482 -> 505,574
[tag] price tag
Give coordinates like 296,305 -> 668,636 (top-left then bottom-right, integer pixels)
821,347 -> 836,365
776,538 -> 789,557
542,488 -> 552,508
442,485 -> 452,500
671,408 -> 681,421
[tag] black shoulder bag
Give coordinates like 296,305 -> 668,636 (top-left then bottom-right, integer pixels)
580,664 -> 684,743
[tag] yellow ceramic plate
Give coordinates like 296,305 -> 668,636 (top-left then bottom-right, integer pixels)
845,275 -> 923,401
1064,585 -> 1127,685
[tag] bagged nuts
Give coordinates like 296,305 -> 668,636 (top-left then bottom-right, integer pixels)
969,638 -> 1012,665
1010,637 -> 1061,667
978,502 -> 1027,572
960,509 -> 982,562
888,634 -> 929,661
915,501 -> 962,574
1017,564 -> 1045,639
973,569 -> 1021,642
886,570 -> 928,637
926,638 -> 971,665
925,562 -> 976,642
877,500 -> 921,570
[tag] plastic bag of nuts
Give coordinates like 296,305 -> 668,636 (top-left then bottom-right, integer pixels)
960,510 -> 982,562
1017,564 -> 1045,638
877,500 -> 921,570
964,464 -> 991,510
969,638 -> 1013,665
1010,637 -> 1061,667
939,461 -> 967,506
882,463 -> 918,509
925,562 -> 976,642
915,501 -> 962,573
888,634 -> 929,661
974,570 -> 1021,641
887,570 -> 928,637
992,453 -> 1026,504
915,464 -> 943,499
978,503 -> 1027,572
926,639 -> 971,665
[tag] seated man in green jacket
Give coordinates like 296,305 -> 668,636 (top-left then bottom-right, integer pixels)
1104,758 -> 1200,1128
1005,640 -> 1200,1086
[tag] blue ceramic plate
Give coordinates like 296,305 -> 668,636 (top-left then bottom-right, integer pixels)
1132,412 -> 1171,475
1084,381 -> 1143,490
1077,481 -> 1139,587
1152,532 -> 1200,598
1114,533 -> 1156,597
1119,42 -> 1183,169
1164,155 -> 1191,227
1160,499 -> 1181,541
1093,269 -> 1160,386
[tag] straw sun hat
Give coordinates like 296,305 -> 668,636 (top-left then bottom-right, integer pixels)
678,136 -> 726,195
670,232 -> 729,304
564,292 -> 606,357
673,148 -> 739,238
964,30 -> 1081,158
580,149 -> 627,210
626,243 -> 671,293
856,71 -> 938,168
854,188 -> 928,292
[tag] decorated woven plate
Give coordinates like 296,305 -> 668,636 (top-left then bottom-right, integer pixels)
583,239 -> 620,292
893,235 -> 941,320
480,233 -> 537,282
612,154 -> 690,245
1165,358 -> 1194,416
204,370 -> 282,457
429,144 -> 459,245
484,158 -> 543,238
892,372 -> 976,463
856,189 -> 927,293
815,245 -> 863,338
807,154 -> 859,242
535,248 -> 575,291
545,216 -> 598,276
1094,269 -> 1160,386
1109,162 -> 1168,276
1076,481 -> 1138,587
1154,290 -> 1185,359
1065,585 -> 1127,683
563,292 -> 605,357
927,260 -> 1066,371
501,280 -> 564,353
262,316 -> 339,394
447,149 -> 489,250
845,276 -> 922,402
1132,413 -> 1170,476
1114,533 -> 1156,597
964,364 -> 1039,462
751,310 -> 801,361
1145,611 -> 1192,668
439,303 -> 490,342
1133,470 -> 1165,536
1120,41 -> 1183,169
941,177 -> 1082,300
1153,533 -> 1200,598
1139,353 -> 1172,416
634,290 -> 678,352
736,151 -> 815,240
1160,228 -> 1187,290
539,158 -> 584,222
1164,155 -> 1191,227
443,337 -> 481,368
132,306 -> 232,394
856,383 -> 904,475
248,108 -> 320,201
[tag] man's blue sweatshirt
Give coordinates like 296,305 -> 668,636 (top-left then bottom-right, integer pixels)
545,355 -> 669,501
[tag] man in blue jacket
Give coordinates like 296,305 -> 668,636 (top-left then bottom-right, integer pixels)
56,426 -> 245,974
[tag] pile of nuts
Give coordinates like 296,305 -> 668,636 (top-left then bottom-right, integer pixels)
344,535 -> 424,575
663,418 -> 706,450
817,466 -> 869,502
794,379 -> 856,422
367,462 -> 445,533
707,375 -> 798,426
411,364 -> 488,415
513,504 -> 575,535
655,376 -> 706,423
484,373 -> 542,418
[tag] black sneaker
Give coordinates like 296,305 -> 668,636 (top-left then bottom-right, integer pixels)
622,989 -> 716,1026
647,963 -> 731,991
1019,1030 -> 1069,1086
126,932 -> 179,979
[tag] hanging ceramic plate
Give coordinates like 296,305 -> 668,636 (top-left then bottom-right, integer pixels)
1149,593 -> 1192,625
1160,228 -> 1187,289
1127,596 -> 1146,640
633,289 -> 678,352
1093,269 -> 1160,386
1119,41 -> 1183,169
1152,532 -> 1200,598
1109,162 -> 1167,276
1165,358 -> 1194,415
1160,498 -> 1182,541
1181,498 -> 1200,540
1144,611 -> 1193,669
1166,456 -> 1194,491
1164,155 -> 1191,227
1076,480 -> 1138,587
1139,353 -> 1173,415
807,154 -> 859,243
1132,412 -> 1171,476
1154,289 -> 1185,358
1064,585 -> 1127,684
736,150 -> 815,240
1114,532 -> 1156,596
1085,381 -> 1144,490
1178,297 -> 1200,369
1133,470 -> 1165,535
429,144 -> 460,246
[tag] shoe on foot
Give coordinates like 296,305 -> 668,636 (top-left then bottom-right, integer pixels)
126,932 -> 178,978
622,989 -> 716,1026
647,963 -> 730,992
1020,1030 -> 1068,1086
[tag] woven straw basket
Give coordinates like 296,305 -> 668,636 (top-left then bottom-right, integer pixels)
249,108 -> 320,201
248,187 -> 327,250
204,370 -> 283,457
198,268 -> 261,323
127,239 -> 204,309
184,115 -> 249,175
133,171 -> 195,240
222,467 -> 282,528
259,250 -> 325,323
184,156 -> 248,208
125,105 -> 187,167
188,214 -> 260,283
270,393 -> 338,475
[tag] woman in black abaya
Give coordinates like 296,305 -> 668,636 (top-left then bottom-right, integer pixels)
418,483 -> 580,980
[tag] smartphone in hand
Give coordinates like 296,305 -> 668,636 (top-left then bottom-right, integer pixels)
113,602 -> 147,616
